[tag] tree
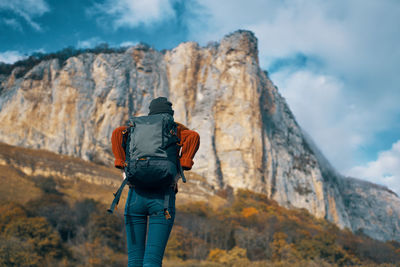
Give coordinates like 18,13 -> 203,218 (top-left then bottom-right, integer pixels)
88,213 -> 125,252
271,232 -> 300,262
0,238 -> 41,267
3,217 -> 64,259
208,246 -> 248,265
0,202 -> 27,232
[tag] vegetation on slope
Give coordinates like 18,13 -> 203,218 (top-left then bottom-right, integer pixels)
0,143 -> 399,266
1,178 -> 399,266
166,190 -> 400,266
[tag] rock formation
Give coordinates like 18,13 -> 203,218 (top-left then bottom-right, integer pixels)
0,30 -> 399,241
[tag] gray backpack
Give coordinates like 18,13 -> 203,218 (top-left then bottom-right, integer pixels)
108,113 -> 186,214
124,113 -> 179,190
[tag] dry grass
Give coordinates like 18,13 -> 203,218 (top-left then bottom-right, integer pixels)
58,176 -> 129,208
0,165 -> 41,204
163,259 -> 338,267
0,142 -> 211,211
163,259 -> 398,267
0,142 -> 121,183
0,142 -> 126,207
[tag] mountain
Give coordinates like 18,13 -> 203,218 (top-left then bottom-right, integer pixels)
0,30 -> 399,242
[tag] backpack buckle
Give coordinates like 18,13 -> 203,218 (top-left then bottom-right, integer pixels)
164,209 -> 171,220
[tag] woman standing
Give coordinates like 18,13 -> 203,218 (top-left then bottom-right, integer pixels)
111,97 -> 200,266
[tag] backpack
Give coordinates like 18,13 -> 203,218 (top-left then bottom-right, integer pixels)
124,113 -> 180,190
108,113 -> 186,214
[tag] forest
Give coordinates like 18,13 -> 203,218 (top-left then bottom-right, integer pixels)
1,175 -> 399,267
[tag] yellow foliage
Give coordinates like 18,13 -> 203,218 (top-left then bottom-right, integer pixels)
208,248 -> 227,262
3,217 -> 63,258
80,239 -> 127,267
179,201 -> 210,217
241,207 -> 259,218
208,246 -> 248,265
0,202 -> 27,231
271,232 -> 300,262
165,226 -> 187,259
0,238 -> 42,267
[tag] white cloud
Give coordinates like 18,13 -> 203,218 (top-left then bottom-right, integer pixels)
77,38 -> 138,50
346,140 -> 400,196
0,0 -> 50,31
120,41 -> 138,47
91,0 -> 176,29
3,18 -> 23,31
77,38 -> 139,50
77,37 -> 104,49
191,0 -> 399,84
0,51 -> 26,64
270,69 -> 369,170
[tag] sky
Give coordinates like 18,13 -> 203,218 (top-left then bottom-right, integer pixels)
1,0 -> 400,195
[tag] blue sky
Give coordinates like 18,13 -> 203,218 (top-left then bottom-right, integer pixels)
1,0 -> 400,195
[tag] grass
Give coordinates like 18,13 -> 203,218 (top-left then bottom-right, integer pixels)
0,142 -> 125,207
0,142 -> 121,184
0,142 -> 214,209
0,165 -> 41,204
163,259 -> 399,267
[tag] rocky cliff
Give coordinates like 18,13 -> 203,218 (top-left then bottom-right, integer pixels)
0,30 -> 399,241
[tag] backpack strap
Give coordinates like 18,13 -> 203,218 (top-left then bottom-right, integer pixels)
163,185 -> 177,220
177,159 -> 186,183
107,178 -> 128,214
163,191 -> 171,220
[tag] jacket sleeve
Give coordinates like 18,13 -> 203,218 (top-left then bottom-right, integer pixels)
111,123 -> 200,170
111,126 -> 128,169
176,122 -> 200,170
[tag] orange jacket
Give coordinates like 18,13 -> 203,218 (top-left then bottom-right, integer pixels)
111,122 -> 200,170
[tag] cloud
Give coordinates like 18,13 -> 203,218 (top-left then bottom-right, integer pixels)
77,37 -> 105,49
270,68 -> 368,170
346,140 -> 400,196
77,37 -> 138,50
3,18 -> 23,31
0,50 -> 26,64
0,0 -> 50,31
90,0 -> 176,29
190,0 -> 399,81
120,41 -> 138,47
182,0 -> 400,176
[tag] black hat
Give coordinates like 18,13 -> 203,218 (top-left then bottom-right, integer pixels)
148,97 -> 174,116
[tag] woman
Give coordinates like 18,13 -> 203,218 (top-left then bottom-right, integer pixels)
111,97 -> 200,267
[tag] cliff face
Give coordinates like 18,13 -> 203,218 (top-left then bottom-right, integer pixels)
339,177 -> 400,241
1,30 -> 399,241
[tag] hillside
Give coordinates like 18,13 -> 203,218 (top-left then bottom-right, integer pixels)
0,142 -> 399,266
0,142 -> 220,206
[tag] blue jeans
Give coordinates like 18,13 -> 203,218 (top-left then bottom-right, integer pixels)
125,187 -> 175,267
